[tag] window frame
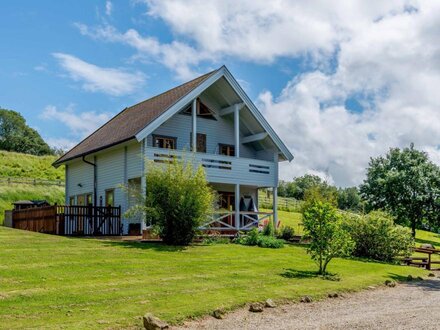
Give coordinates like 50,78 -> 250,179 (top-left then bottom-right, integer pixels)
152,134 -> 177,150
190,132 -> 207,153
105,189 -> 115,207
218,143 -> 235,157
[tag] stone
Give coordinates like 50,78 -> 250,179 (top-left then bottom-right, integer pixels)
421,244 -> 434,249
367,286 -> 376,290
428,273 -> 436,277
328,293 -> 339,298
300,296 -> 312,303
417,276 -> 424,281
249,303 -> 264,313
212,309 -> 225,319
385,280 -> 396,287
407,275 -> 414,281
265,299 -> 276,308
143,313 -> 169,330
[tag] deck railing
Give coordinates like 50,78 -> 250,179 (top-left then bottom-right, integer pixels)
200,211 -> 273,231
12,205 -> 121,236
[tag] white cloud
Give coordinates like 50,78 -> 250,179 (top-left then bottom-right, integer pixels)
73,0 -> 440,186
41,104 -> 112,139
44,137 -> 77,151
52,52 -> 146,96
105,1 -> 113,16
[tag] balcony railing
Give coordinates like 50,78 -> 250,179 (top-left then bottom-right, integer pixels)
200,211 -> 273,231
145,147 -> 276,187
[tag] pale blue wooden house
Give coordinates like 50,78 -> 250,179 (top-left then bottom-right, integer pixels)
53,66 -> 293,235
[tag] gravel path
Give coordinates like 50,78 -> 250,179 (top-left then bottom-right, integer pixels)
175,277 -> 440,330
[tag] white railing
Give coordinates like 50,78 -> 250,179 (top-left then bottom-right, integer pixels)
200,211 -> 273,231
145,147 -> 276,187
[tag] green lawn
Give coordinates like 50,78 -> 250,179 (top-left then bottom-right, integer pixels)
0,226 -> 427,329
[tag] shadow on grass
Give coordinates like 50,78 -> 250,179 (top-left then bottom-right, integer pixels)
280,268 -> 340,281
388,272 -> 440,292
97,240 -> 187,252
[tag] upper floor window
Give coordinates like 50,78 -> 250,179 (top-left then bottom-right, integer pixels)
182,98 -> 216,120
219,144 -> 235,157
190,133 -> 207,153
105,189 -> 115,207
153,135 -> 177,149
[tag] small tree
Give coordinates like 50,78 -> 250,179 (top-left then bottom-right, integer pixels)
126,158 -> 215,245
302,200 -> 354,275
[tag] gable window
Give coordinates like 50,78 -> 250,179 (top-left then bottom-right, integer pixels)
219,144 -> 235,157
182,98 -> 216,120
153,135 -> 177,149
190,133 -> 207,153
105,189 -> 115,207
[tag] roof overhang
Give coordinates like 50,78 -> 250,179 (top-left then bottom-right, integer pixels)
135,66 -> 294,162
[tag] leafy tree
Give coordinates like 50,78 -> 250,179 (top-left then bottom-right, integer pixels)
343,211 -> 413,261
337,187 -> 363,212
125,158 -> 215,245
302,200 -> 354,274
0,108 -> 53,156
360,144 -> 440,236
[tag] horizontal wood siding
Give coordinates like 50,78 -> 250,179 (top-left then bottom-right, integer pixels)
96,148 -> 124,208
148,113 -> 256,158
127,143 -> 142,179
67,159 -> 94,201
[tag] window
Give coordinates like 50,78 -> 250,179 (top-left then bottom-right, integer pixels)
86,193 -> 93,206
190,133 -> 207,153
77,194 -> 85,206
69,196 -> 75,205
105,189 -> 115,207
153,135 -> 176,149
181,98 -> 216,120
219,144 -> 235,156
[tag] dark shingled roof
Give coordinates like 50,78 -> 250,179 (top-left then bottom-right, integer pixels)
53,68 -> 219,166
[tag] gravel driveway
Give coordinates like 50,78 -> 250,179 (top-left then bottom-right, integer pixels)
176,277 -> 440,330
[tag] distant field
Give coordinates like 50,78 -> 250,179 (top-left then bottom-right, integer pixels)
0,151 -> 65,225
0,226 -> 427,329
0,150 -> 64,181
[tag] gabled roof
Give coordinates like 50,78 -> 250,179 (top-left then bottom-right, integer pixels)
53,69 -> 219,166
54,65 -> 293,166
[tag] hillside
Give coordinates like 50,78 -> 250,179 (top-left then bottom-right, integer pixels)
0,151 -> 65,224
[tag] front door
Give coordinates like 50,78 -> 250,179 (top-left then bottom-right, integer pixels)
219,191 -> 235,227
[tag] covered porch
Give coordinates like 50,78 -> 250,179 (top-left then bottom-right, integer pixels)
199,183 -> 278,233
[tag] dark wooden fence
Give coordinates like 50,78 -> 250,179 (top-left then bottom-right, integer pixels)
12,205 -> 121,236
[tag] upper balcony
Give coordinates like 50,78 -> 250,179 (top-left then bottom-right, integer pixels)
145,147 -> 277,187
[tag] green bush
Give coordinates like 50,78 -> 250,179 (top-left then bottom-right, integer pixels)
343,211 -> 414,261
277,226 -> 295,241
126,159 -> 215,245
234,228 -> 284,249
262,220 -> 275,236
303,200 -> 354,274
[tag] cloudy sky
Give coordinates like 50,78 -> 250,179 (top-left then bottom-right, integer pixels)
1,0 -> 439,187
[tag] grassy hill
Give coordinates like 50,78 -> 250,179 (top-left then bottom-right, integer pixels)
0,151 -> 65,224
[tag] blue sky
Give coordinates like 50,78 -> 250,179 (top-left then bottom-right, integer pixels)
1,1 -> 439,186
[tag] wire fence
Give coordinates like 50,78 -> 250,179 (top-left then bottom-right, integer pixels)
0,176 -> 65,187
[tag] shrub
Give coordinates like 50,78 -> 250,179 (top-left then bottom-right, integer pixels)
343,211 -> 414,261
277,226 -> 295,241
262,220 -> 275,236
303,200 -> 354,274
234,228 -> 284,249
125,158 -> 215,245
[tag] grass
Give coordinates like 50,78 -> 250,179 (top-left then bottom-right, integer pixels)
0,151 -> 65,225
0,150 -> 64,180
0,185 -> 65,225
0,226 -> 427,329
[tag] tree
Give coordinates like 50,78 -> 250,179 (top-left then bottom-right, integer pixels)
0,108 -> 53,155
125,158 -> 215,245
337,187 -> 363,212
302,200 -> 354,275
360,144 -> 440,236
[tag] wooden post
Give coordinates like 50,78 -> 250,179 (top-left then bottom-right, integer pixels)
273,187 -> 278,229
192,98 -> 197,152
234,104 -> 240,158
235,184 -> 240,230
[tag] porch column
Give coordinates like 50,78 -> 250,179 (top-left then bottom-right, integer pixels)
234,104 -> 240,158
235,184 -> 240,230
192,98 -> 197,152
273,186 -> 278,229
141,139 -> 147,232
